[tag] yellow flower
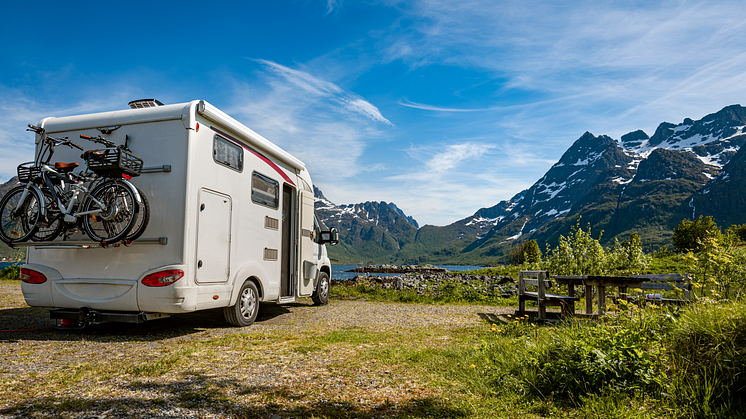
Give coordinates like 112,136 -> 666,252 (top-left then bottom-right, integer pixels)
470,364 -> 476,368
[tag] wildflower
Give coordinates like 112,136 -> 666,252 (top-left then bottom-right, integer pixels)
470,364 -> 476,369
491,327 -> 497,332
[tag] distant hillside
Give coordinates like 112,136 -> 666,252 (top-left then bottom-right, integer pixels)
316,104 -> 746,264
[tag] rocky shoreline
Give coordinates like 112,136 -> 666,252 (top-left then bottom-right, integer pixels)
332,271 -> 518,299
345,264 -> 449,274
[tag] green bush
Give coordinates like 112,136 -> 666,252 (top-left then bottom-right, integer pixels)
0,265 -> 20,281
673,215 -> 721,253
546,220 -> 606,275
478,300 -> 746,417
511,308 -> 668,400
665,301 -> 746,416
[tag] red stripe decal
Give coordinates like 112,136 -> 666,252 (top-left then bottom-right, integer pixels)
210,126 -> 295,186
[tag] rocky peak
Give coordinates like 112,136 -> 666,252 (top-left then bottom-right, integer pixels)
387,202 -> 419,228
620,130 -> 649,149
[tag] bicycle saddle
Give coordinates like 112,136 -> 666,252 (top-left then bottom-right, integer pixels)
55,162 -> 79,172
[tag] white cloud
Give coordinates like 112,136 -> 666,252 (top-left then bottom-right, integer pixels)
424,142 -> 494,172
227,60 -> 393,180
0,84 -> 148,183
381,0 -> 746,138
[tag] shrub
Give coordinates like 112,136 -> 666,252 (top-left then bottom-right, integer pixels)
0,265 -> 20,281
665,301 -> 746,416
672,216 -> 721,253
606,232 -> 650,275
546,219 -> 606,275
509,240 -> 543,265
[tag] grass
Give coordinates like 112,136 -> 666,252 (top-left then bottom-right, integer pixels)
3,274 -> 746,417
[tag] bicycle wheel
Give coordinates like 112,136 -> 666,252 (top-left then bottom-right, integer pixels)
0,186 -> 42,243
126,187 -> 150,242
82,180 -> 137,243
32,189 -> 64,241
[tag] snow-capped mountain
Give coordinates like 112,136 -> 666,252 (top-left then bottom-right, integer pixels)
314,186 -> 421,262
316,104 -> 746,264
461,104 -> 746,260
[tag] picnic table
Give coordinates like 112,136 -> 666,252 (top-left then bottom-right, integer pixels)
552,275 -> 644,315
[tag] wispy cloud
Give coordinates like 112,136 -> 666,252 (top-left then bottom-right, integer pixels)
0,85 -> 137,182
228,60 -> 393,180
382,0 -> 746,138
399,99 -> 497,112
424,142 -> 495,172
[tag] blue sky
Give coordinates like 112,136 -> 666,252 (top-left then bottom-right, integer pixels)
3,0 -> 746,226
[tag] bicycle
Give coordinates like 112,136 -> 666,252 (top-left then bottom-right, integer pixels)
0,125 -> 83,243
79,134 -> 150,242
0,126 -> 146,245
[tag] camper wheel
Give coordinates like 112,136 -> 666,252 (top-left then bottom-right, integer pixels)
224,280 -> 259,326
312,272 -> 330,305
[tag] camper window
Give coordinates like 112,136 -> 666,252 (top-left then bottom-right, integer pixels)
213,135 -> 243,172
252,172 -> 279,209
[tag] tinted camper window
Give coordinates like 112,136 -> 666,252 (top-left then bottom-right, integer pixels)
252,172 -> 279,209
213,135 -> 243,172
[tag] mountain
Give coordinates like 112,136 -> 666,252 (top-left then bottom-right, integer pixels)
317,104 -> 746,264
0,176 -> 19,198
314,186 -> 419,263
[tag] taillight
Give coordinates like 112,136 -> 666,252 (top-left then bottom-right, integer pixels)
20,268 -> 47,284
141,269 -> 184,287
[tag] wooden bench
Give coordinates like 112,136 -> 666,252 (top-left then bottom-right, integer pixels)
517,270 -> 579,320
604,274 -> 692,306
628,274 -> 692,304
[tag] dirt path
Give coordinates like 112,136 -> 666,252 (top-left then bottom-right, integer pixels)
0,281 -> 512,418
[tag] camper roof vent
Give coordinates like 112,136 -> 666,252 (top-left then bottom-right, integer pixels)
128,99 -> 164,109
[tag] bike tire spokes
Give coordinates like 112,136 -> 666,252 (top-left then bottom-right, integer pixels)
83,182 -> 136,243
0,187 -> 41,243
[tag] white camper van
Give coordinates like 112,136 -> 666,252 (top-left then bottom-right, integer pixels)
18,99 -> 338,326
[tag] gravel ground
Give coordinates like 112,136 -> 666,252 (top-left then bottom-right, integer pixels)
0,281 -> 514,418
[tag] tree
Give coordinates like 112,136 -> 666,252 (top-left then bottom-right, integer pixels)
509,239 -> 543,265
672,216 -> 721,253
547,218 -> 606,275
606,232 -> 650,275
524,240 -> 542,264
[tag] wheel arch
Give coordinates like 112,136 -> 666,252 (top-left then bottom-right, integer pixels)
229,261 -> 270,306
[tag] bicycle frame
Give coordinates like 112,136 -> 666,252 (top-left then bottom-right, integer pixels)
40,166 -> 107,223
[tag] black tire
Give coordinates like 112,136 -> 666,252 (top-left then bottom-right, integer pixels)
32,189 -> 63,241
0,186 -> 42,243
223,280 -> 260,327
312,271 -> 330,305
125,187 -> 150,241
82,180 -> 137,243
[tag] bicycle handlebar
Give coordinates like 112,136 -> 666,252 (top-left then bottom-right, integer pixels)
65,141 -> 84,151
27,124 -> 44,134
80,134 -> 115,148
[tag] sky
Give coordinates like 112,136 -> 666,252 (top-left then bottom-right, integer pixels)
2,0 -> 746,226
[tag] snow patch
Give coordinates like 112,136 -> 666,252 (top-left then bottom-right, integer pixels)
504,219 -> 528,242
612,177 -> 633,185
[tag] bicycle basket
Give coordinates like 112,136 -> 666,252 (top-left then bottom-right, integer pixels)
17,162 -> 42,183
85,148 -> 143,177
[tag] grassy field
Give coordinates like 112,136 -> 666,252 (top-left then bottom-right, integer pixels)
2,277 -> 745,418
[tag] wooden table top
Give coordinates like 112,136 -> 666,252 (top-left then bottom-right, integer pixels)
552,275 -> 644,287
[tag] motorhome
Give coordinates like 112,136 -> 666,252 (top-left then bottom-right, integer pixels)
18,99 -> 338,326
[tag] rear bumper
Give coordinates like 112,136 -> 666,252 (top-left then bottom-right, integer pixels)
50,307 -> 170,324
21,263 -> 196,313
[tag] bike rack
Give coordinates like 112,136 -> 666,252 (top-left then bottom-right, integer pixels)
140,165 -> 171,174
9,237 -> 168,249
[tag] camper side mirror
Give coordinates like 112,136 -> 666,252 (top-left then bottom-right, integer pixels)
319,228 -> 339,246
